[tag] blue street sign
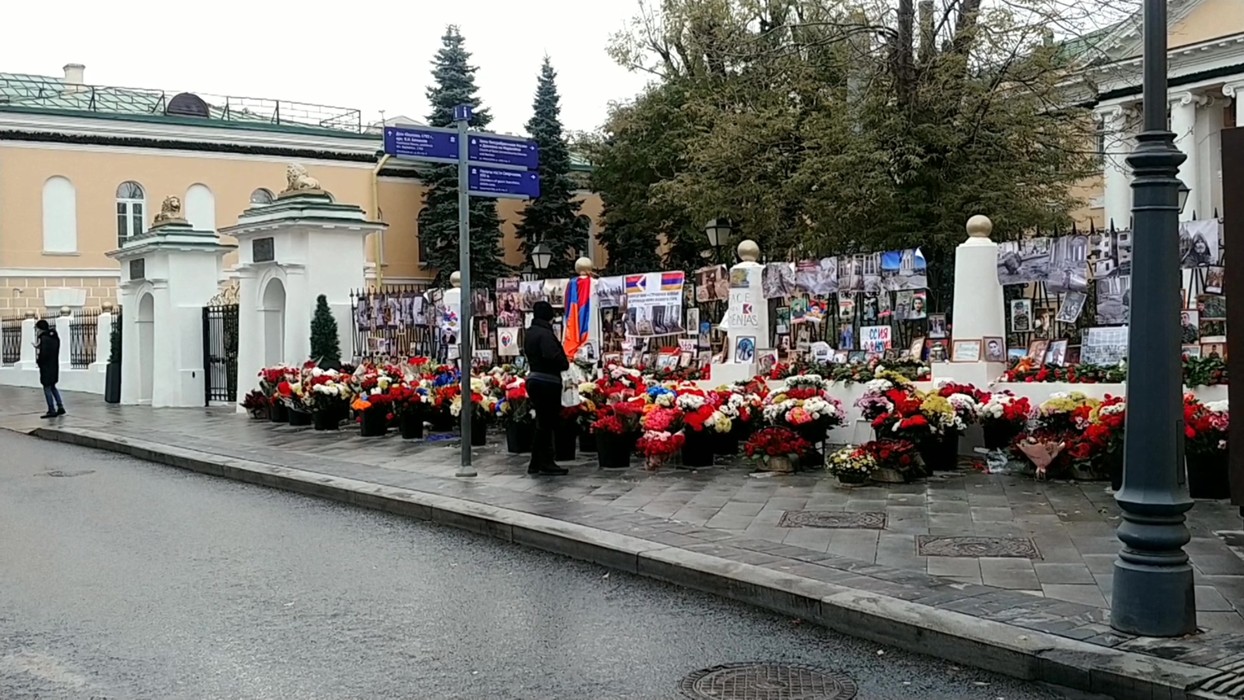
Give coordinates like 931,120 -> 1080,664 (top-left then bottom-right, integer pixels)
468,166 -> 540,199
468,134 -> 539,170
453,104 -> 473,122
383,126 -> 458,162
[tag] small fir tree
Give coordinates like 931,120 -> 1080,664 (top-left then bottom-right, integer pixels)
420,26 -> 509,287
513,57 -> 587,278
108,309 -> 122,364
309,294 -> 341,366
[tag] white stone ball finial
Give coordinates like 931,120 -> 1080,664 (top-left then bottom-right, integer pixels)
737,239 -> 760,263
966,215 -> 993,240
574,256 -> 594,276
449,271 -> 461,288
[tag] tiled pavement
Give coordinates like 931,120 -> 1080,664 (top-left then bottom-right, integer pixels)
7,386 -> 1244,694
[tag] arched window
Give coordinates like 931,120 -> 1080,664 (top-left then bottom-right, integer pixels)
417,207 -> 430,267
250,188 -> 274,206
185,184 -> 216,231
42,177 -> 78,253
116,181 -> 145,246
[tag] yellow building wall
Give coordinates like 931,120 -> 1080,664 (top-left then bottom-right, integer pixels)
1170,0 -> 1244,49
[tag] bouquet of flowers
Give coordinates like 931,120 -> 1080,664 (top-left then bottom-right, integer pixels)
596,363 -> 647,403
827,445 -> 877,479
301,367 -> 352,413
636,429 -> 686,470
863,439 -> 921,476
449,376 -> 499,421
385,382 -> 428,417
762,375 -> 846,437
1036,392 -> 1097,434
977,393 -> 1032,448
240,389 -> 269,417
258,364 -> 300,400
744,427 -> 812,471
495,378 -> 535,426
590,398 -> 646,435
1065,395 -> 1125,466
1185,395 -> 1229,456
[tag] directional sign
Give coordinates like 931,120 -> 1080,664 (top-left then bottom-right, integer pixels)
468,166 -> 540,200
383,126 -> 458,162
468,134 -> 539,170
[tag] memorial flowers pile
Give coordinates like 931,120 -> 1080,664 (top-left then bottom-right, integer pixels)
495,377 -> 534,427
977,393 -> 1032,448
1185,396 -> 1229,456
745,427 -> 812,472
762,374 -> 846,440
301,367 -> 352,412
827,444 -> 876,482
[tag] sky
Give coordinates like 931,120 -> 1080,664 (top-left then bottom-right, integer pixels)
1,0 -> 656,136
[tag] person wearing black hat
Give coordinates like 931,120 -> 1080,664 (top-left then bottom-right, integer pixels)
35,319 -> 65,418
523,301 -> 569,475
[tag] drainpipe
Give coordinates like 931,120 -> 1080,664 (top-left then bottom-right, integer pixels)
371,154 -> 391,288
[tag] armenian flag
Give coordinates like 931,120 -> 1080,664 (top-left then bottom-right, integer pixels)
660,271 -> 684,291
625,275 -> 646,294
563,276 -> 593,360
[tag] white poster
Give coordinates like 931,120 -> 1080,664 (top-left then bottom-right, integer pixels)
1082,326 -> 1129,365
498,327 -> 520,357
623,271 -> 686,337
726,285 -> 762,332
859,325 -> 892,354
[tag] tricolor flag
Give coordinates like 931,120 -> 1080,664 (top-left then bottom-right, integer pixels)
625,275 -> 646,294
563,276 -> 593,360
660,271 -> 684,291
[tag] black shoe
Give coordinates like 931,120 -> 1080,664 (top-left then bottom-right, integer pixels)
39,412 -> 57,419
55,408 -> 65,416
527,466 -> 542,475
538,465 -> 568,476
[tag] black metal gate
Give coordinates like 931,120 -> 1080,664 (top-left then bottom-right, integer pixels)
203,304 -> 239,405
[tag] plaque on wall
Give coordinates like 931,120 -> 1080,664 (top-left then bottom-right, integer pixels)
130,258 -> 145,280
253,237 -> 275,263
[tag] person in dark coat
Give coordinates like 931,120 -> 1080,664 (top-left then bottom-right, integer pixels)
523,301 -> 568,475
35,319 -> 65,418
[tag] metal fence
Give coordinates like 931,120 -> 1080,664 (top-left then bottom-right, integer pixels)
349,285 -> 436,362
203,304 -> 239,405
68,308 -> 100,368
1,315 -> 22,366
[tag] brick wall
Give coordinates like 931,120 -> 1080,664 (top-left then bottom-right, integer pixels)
0,277 -> 119,315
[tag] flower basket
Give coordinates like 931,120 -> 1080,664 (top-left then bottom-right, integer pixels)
768,455 -> 795,474
838,470 -> 868,484
506,421 -> 533,454
918,433 -> 960,472
312,410 -> 339,431
360,408 -> 388,437
680,429 -> 715,469
399,411 -> 424,440
579,430 -> 597,453
870,467 -> 907,484
471,416 -> 487,446
555,429 -> 577,461
1187,451 -> 1230,499
596,431 -> 633,469
288,408 -> 312,427
269,401 -> 289,423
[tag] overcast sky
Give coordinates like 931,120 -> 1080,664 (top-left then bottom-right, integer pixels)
1,0 -> 655,136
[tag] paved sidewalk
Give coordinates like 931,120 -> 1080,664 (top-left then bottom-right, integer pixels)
5,385 -> 1244,697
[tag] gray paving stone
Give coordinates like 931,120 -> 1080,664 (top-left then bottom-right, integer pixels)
1041,584 -> 1108,608
1033,563 -> 1097,585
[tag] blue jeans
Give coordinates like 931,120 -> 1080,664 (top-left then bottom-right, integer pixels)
43,385 -> 63,413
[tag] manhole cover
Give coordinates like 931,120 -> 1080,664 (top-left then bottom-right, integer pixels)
778,511 -> 886,530
39,470 -> 95,478
917,535 -> 1041,559
678,662 -> 858,699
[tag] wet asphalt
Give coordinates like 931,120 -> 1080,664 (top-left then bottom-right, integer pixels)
0,431 -> 1101,699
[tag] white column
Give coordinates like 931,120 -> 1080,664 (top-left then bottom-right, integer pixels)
90,309 -> 112,374
234,268 -> 262,413
1099,105 -> 1134,228
17,315 -> 36,370
1170,91 -> 1203,221
1198,96 -> 1226,220
934,215 -> 1006,387
283,268 -> 311,365
54,310 -> 72,371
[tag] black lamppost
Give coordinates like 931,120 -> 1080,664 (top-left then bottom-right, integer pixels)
1111,0 -> 1197,636
704,218 -> 732,263
531,243 -> 553,274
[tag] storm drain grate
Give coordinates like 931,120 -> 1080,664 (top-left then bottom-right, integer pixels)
39,470 -> 95,478
678,662 -> 858,699
916,535 -> 1041,559
778,511 -> 886,530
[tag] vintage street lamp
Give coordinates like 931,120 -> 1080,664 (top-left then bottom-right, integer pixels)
705,218 -> 731,250
1178,180 -> 1191,215
520,265 -> 538,282
1111,0 -> 1197,636
531,243 -> 552,272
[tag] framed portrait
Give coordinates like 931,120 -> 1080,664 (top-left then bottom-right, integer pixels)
1010,299 -> 1032,333
1044,339 -> 1069,366
1026,339 -> 1049,365
925,338 -> 949,363
951,339 -> 982,362
735,336 -> 757,363
908,336 -> 925,360
927,313 -> 948,339
983,336 -> 1005,363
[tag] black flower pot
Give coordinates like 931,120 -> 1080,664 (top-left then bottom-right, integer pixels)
796,421 -> 829,446
1107,449 -> 1123,491
681,429 -> 715,468
715,431 -> 740,456
104,362 -> 122,404
399,411 -> 424,440
430,410 -> 454,432
579,430 -> 597,453
1187,451 -> 1230,499
471,418 -> 487,446
505,421 -> 534,454
555,428 -> 577,461
269,402 -> 289,424
360,409 -> 388,437
595,432 -> 632,469
288,409 -> 312,427
312,410 -> 339,431
918,433 -> 960,472
982,423 -> 1018,451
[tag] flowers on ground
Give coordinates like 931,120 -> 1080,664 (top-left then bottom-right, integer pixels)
1185,395 -> 1229,455
827,445 -> 876,477
745,427 -> 812,465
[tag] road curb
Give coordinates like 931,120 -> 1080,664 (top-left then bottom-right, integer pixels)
31,425 -> 1221,699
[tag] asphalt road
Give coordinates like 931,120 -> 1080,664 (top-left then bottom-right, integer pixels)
0,431 -> 1096,699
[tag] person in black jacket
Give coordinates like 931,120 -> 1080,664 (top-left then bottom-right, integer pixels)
35,319 -> 65,418
523,301 -> 568,475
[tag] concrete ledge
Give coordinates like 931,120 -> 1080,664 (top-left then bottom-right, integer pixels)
31,425 -> 1222,699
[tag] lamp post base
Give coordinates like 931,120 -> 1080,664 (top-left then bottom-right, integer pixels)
1112,559 -> 1196,636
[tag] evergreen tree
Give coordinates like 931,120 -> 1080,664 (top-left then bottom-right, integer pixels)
421,26 -> 509,287
309,294 -> 341,366
513,57 -> 586,278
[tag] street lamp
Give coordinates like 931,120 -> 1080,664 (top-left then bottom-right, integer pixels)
1111,0 -> 1197,637
531,243 -> 552,272
1178,180 -> 1191,214
520,265 -> 537,282
705,218 -> 732,250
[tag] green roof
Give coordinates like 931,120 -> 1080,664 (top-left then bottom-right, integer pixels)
1054,22 -> 1125,64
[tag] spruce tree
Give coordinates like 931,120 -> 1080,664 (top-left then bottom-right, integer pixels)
513,57 -> 586,278
309,294 -> 342,367
421,26 -> 509,287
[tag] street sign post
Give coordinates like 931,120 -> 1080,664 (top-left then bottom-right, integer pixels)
380,106 -> 540,477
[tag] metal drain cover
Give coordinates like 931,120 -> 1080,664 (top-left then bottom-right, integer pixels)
778,511 -> 886,530
40,470 -> 95,478
678,662 -> 858,699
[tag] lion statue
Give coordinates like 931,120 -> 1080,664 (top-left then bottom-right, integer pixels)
151,195 -> 185,227
283,163 -> 322,193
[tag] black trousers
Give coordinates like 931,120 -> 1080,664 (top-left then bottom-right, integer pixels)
527,378 -> 561,469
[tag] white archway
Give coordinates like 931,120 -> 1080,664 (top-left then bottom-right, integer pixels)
261,277 -> 287,366
137,292 -> 155,405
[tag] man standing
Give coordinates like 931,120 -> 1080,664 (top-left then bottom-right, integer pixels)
35,319 -> 65,419
523,301 -> 568,475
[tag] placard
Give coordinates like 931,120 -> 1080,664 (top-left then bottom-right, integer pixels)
624,271 -> 686,337
859,325 -> 892,354
498,327 -> 520,357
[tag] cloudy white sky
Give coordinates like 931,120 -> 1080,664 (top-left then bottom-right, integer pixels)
1,0 -> 656,136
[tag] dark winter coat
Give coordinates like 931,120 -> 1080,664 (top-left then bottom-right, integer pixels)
523,319 -> 568,381
36,329 -> 60,387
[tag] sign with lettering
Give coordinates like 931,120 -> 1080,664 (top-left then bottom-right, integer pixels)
727,287 -> 760,329
129,258 -> 145,280
253,237 -> 275,263
860,325 -> 892,354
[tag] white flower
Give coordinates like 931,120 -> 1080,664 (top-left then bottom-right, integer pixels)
1206,399 -> 1229,414
864,378 -> 893,394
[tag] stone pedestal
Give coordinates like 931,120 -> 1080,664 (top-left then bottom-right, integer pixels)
219,185 -> 386,406
934,215 -> 1008,387
107,218 -> 235,407
712,240 -> 771,382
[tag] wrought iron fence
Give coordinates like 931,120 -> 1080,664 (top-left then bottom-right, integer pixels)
203,304 -> 239,405
68,308 -> 100,368
1,315 -> 22,366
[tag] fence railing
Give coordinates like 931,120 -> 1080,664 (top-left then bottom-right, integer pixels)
1,315 -> 22,366
69,308 -> 100,368
350,285 -> 436,362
